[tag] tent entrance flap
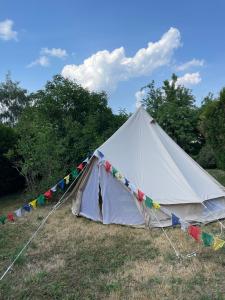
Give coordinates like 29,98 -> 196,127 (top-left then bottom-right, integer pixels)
99,164 -> 145,225
79,160 -> 102,222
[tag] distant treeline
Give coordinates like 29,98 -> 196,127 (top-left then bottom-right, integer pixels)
0,73 -> 225,197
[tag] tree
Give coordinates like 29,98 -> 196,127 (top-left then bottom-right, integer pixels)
142,74 -> 202,155
10,75 -> 128,193
0,73 -> 29,126
199,88 -> 225,170
0,124 -> 25,197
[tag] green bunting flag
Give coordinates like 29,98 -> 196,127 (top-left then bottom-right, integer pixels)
201,232 -> 214,247
37,194 -> 45,206
145,196 -> 153,208
112,167 -> 118,177
0,157 -> 90,225
0,215 -> 7,224
71,168 -> 79,179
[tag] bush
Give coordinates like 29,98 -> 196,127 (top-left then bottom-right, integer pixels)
196,144 -> 216,169
0,124 -> 25,197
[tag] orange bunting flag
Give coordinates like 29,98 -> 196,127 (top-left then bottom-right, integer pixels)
44,189 -> 53,200
188,225 -> 201,242
105,161 -> 111,172
137,189 -> 145,202
7,212 -> 14,222
212,237 -> 225,251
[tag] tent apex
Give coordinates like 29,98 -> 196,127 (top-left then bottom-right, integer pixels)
134,104 -> 154,122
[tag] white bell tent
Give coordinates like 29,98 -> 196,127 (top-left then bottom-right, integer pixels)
69,106 -> 225,227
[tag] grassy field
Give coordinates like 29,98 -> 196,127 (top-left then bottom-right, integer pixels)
1,170 -> 225,299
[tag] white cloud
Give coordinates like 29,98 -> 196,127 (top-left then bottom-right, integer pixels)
135,90 -> 147,108
176,59 -> 204,71
62,27 -> 181,92
27,47 -> 68,68
41,47 -> 67,58
0,19 -> 18,41
175,72 -> 202,87
27,56 -> 50,68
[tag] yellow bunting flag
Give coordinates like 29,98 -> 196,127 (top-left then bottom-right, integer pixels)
212,237 -> 225,251
115,172 -> 123,181
153,202 -> 160,209
29,199 -> 37,209
64,174 -> 70,185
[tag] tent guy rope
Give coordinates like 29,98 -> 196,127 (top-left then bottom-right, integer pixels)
0,164 -> 87,281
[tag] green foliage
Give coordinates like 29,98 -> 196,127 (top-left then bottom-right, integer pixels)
196,144 -> 216,169
207,169 -> 225,186
142,74 -> 202,155
10,108 -> 65,193
0,73 -> 29,126
2,71 -> 225,196
199,88 -> 225,170
10,75 -> 128,193
0,124 -> 24,196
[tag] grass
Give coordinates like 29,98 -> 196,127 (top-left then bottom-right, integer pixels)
0,170 -> 225,299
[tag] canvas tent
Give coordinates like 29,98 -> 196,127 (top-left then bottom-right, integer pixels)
68,106 -> 225,227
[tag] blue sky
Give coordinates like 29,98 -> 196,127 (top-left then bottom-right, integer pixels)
0,0 -> 225,112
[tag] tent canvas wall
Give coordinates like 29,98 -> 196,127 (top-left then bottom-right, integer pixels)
68,106 -> 225,227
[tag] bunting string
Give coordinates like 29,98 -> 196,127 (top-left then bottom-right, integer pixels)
151,209 -> 180,257
0,156 -> 90,281
94,150 -> 225,254
0,157 -> 90,226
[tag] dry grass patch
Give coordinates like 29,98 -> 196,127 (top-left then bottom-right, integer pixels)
1,192 -> 225,299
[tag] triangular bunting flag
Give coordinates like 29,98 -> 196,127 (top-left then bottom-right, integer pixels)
129,183 -> 136,193
0,215 -> 7,224
213,237 -> 225,251
97,150 -> 104,159
64,174 -> 70,185
58,179 -> 65,190
50,185 -> 57,192
137,189 -> 145,202
29,199 -> 37,209
44,189 -> 53,199
83,157 -> 89,164
115,172 -> 123,181
201,232 -> 214,247
77,163 -> 84,171
145,196 -> 153,208
180,220 -> 189,232
153,202 -> 160,209
105,161 -> 111,173
14,208 -> 25,217
112,167 -> 118,177
188,225 -> 201,242
71,169 -> 79,179
37,194 -> 45,206
125,178 -> 129,187
23,203 -> 32,212
172,213 -> 180,226
7,212 -> 14,222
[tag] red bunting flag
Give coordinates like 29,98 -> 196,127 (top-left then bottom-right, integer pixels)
77,163 -> 84,171
7,212 -> 14,222
137,189 -> 145,202
44,189 -> 53,200
105,161 -> 111,172
188,225 -> 201,242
